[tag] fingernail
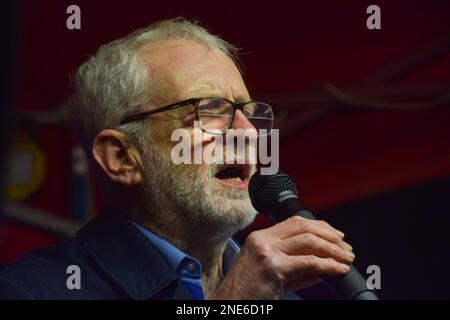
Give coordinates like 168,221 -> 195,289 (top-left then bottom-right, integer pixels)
342,264 -> 350,272
347,252 -> 355,260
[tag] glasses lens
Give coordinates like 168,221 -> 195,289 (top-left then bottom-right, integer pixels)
198,99 -> 233,134
243,102 -> 273,136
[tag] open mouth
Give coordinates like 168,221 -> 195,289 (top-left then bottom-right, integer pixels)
214,164 -> 250,189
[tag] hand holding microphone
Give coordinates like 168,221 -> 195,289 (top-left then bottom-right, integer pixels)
211,169 -> 375,300
248,169 -> 378,300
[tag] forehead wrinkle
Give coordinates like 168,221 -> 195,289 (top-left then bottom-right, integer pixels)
186,78 -> 251,103
140,41 -> 250,104
186,79 -> 224,97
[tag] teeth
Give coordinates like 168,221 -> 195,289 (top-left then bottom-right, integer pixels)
228,177 -> 242,182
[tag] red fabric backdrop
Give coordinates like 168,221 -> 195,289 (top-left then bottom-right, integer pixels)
1,0 -> 450,263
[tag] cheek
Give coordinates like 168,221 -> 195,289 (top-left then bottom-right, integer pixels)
199,163 -> 209,176
198,164 -> 213,183
153,121 -> 186,149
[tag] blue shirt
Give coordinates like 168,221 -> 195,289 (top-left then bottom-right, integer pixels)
130,220 -> 241,300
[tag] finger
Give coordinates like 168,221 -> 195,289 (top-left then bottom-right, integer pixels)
267,216 -> 352,251
286,255 -> 350,278
273,216 -> 344,240
316,220 -> 346,240
277,233 -> 355,264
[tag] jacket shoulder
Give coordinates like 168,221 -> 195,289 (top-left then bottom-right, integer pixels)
0,238 -> 91,299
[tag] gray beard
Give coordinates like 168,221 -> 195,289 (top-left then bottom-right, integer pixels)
140,142 -> 258,240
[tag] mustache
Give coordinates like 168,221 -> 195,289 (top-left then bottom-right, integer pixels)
209,143 -> 257,168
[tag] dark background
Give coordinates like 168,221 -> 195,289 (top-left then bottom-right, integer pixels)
1,0 -> 450,299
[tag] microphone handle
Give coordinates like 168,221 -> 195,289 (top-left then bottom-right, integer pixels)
274,197 -> 379,300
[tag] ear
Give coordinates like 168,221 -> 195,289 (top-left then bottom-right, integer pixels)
92,129 -> 144,186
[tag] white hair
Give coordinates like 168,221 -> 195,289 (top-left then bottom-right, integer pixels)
68,17 -> 239,149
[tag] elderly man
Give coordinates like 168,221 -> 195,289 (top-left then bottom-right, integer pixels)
0,18 -> 353,299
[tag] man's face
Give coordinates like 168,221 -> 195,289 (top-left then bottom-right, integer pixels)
136,40 -> 258,232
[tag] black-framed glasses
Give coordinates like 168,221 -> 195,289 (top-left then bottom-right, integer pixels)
119,97 -> 274,136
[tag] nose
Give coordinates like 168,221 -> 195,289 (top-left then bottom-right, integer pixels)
231,110 -> 256,131
228,109 -> 258,142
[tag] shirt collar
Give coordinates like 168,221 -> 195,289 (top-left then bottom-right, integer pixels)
130,220 -> 240,276
130,220 -> 193,273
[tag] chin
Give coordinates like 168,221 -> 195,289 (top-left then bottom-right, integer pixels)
215,197 -> 258,231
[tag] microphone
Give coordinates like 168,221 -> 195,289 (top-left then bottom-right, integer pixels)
248,169 -> 378,300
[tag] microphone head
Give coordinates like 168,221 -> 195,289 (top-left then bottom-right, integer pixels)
248,169 -> 299,216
